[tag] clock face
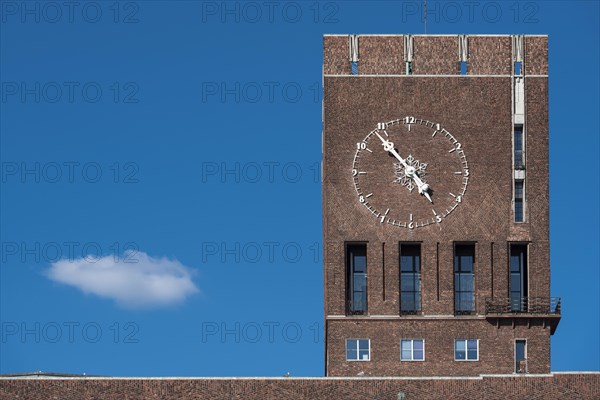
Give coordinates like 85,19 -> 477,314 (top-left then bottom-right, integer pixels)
352,116 -> 469,229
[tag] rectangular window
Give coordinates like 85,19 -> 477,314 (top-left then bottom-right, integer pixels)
510,245 -> 528,312
351,61 -> 359,75
401,339 -> 424,361
515,180 -> 524,222
454,244 -> 475,314
515,340 -> 527,373
406,61 -> 413,75
346,244 -> 367,314
455,339 -> 479,361
514,125 -> 524,169
346,339 -> 370,361
400,244 -> 421,314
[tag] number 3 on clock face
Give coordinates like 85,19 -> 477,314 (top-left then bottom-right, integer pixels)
352,117 -> 469,229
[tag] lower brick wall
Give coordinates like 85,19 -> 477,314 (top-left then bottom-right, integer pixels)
1,373 -> 598,400
326,318 -> 551,377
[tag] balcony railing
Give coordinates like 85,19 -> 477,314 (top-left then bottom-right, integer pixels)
485,297 -> 561,315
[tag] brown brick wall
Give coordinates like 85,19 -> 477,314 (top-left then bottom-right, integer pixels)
322,35 -> 552,377
468,36 -> 512,75
413,36 -> 459,75
525,36 -> 549,75
327,319 -> 550,377
323,35 -> 348,75
1,374 -> 598,399
359,36 -> 405,75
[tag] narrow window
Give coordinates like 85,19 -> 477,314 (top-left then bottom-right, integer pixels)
515,340 -> 527,373
455,339 -> 479,361
514,61 -> 522,76
514,125 -> 524,169
510,245 -> 528,312
514,180 -> 524,222
347,244 -> 367,314
346,339 -> 370,361
459,61 -> 467,75
351,61 -> 359,75
454,244 -> 475,314
401,339 -> 424,361
406,61 -> 413,75
400,244 -> 421,314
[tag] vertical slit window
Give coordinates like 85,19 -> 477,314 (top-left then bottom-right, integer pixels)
400,244 -> 421,314
460,61 -> 467,75
347,244 -> 367,315
454,244 -> 475,314
351,61 -> 358,75
510,244 -> 528,312
515,180 -> 524,222
406,61 -> 413,75
514,125 -> 524,169
515,340 -> 527,373
514,61 -> 522,76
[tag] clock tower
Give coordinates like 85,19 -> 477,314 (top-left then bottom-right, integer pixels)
322,34 -> 560,377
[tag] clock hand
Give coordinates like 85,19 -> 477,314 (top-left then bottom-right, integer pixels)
374,131 -> 433,203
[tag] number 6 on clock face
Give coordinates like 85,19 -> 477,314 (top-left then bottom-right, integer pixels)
352,117 -> 469,229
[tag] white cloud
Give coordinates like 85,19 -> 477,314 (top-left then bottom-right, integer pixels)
46,251 -> 199,309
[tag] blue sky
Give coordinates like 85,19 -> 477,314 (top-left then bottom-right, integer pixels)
0,1 -> 598,376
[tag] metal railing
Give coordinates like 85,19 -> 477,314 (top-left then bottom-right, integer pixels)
485,297 -> 561,315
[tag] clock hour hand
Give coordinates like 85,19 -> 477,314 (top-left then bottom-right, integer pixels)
375,132 -> 433,203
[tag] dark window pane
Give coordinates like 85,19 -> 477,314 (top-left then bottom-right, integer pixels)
354,255 -> 366,273
414,348 -> 424,360
401,273 -> 416,291
347,244 -> 367,314
401,294 -> 415,311
515,200 -> 524,222
347,348 -> 357,360
510,255 -> 521,272
467,349 -> 478,360
515,181 -> 524,199
459,275 -> 474,292
516,340 -> 526,361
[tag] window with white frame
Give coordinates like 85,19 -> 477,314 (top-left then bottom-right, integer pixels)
401,339 -> 424,361
346,339 -> 370,361
455,339 -> 478,361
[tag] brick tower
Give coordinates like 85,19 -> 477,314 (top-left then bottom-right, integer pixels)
322,34 -> 560,377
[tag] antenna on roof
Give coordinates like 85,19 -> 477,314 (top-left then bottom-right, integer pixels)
424,0 -> 427,34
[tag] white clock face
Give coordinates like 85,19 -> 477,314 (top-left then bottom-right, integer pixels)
352,116 -> 470,229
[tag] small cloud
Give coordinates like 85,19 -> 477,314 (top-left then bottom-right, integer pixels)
46,251 -> 199,309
